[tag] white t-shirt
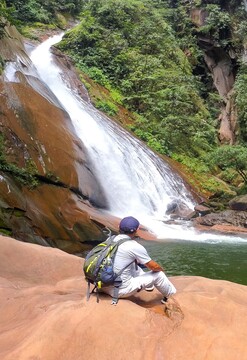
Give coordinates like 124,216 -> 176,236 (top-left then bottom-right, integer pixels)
112,234 -> 151,284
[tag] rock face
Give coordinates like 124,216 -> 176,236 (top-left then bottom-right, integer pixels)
193,195 -> 247,234
193,210 -> 247,235
190,8 -> 238,145
0,24 -> 114,251
0,235 -> 246,360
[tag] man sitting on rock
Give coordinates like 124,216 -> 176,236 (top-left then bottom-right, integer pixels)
102,216 -> 176,305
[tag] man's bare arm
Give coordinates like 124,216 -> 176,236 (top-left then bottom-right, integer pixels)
145,259 -> 164,272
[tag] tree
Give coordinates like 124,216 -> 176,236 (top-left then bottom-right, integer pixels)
207,145 -> 247,184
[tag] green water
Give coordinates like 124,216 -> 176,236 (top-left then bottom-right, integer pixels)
139,239 -> 247,286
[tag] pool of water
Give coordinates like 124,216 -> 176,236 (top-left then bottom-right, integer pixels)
139,239 -> 247,286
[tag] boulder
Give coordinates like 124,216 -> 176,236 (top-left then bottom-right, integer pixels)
193,209 -> 247,229
194,204 -> 211,216
165,200 -> 179,214
229,194 -> 247,211
166,200 -> 197,220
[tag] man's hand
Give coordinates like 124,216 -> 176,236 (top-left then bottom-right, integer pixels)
145,259 -> 164,272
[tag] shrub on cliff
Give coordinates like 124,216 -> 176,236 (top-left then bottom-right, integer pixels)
206,145 -> 247,189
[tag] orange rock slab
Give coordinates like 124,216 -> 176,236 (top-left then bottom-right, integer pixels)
0,235 -> 246,360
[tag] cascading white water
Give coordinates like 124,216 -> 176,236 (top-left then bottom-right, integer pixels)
28,34 -> 246,243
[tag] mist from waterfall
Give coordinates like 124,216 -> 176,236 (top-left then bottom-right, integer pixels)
29,34 -> 246,243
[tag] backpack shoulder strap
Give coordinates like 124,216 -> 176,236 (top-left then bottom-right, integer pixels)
111,237 -> 136,305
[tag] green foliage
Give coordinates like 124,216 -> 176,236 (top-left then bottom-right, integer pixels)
235,65 -> 247,142
20,22 -> 56,39
0,134 -> 39,187
0,0 -> 15,35
94,99 -> 118,116
0,161 -> 40,187
237,184 -> 247,196
44,172 -> 61,184
79,75 -> 91,90
235,20 -> 247,43
0,134 -> 62,187
55,13 -> 67,29
205,92 -> 222,120
128,123 -> 169,155
0,56 -> 5,74
0,228 -> 12,236
5,0 -> 83,25
26,159 -> 38,176
58,0 -> 215,156
159,0 -> 202,66
6,0 -> 50,24
72,60 -> 123,105
172,153 -> 209,174
108,88 -> 123,105
218,168 -> 238,185
171,152 -> 235,196
206,145 -> 247,184
199,4 -> 231,47
83,67 -> 110,87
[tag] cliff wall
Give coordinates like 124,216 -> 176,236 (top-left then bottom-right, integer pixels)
0,24 -> 113,252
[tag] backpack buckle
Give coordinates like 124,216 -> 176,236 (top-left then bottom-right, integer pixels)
111,298 -> 118,305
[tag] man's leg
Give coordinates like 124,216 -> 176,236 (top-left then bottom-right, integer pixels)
118,271 -> 176,298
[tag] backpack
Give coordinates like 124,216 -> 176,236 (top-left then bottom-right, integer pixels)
83,235 -> 133,305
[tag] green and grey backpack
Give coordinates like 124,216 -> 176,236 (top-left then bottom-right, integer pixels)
83,235 -> 133,305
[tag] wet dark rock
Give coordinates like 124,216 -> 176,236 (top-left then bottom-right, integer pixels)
194,204 -> 211,216
193,209 -> 247,228
229,195 -> 247,211
166,201 -> 179,215
170,210 -> 197,221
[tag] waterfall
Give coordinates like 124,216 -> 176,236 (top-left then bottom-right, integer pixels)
28,34 -> 245,243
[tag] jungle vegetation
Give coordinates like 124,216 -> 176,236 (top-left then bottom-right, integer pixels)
4,0 -> 83,24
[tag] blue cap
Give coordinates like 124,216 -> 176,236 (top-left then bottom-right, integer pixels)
119,216 -> 140,234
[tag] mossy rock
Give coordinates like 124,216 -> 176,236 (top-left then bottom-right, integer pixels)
0,228 -> 12,236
